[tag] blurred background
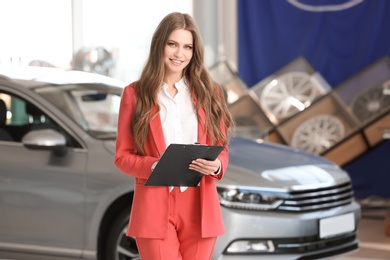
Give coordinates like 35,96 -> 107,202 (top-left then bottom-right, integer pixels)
0,0 -> 193,83
1,1 -> 390,259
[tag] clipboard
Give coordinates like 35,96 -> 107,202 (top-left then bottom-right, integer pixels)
145,143 -> 224,187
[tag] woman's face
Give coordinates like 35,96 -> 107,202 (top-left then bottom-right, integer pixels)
163,28 -> 193,77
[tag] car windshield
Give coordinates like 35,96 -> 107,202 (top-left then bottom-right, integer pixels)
33,83 -> 123,139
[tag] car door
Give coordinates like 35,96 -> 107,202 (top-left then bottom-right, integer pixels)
0,89 -> 87,256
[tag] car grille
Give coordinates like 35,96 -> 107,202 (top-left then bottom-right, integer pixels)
274,232 -> 358,258
275,233 -> 356,253
278,182 -> 354,212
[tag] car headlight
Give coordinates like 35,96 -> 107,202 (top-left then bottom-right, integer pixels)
217,187 -> 284,210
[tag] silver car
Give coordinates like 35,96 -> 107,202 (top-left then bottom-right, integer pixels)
0,66 -> 360,260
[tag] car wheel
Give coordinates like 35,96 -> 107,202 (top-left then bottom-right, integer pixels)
350,86 -> 390,122
260,71 -> 318,120
291,115 -> 345,154
105,207 -> 140,260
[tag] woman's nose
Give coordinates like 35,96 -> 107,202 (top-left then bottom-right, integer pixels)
174,47 -> 182,57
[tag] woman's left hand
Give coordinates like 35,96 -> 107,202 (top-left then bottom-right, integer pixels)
189,158 -> 221,175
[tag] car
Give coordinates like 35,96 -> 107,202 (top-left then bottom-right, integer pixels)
0,66 -> 361,260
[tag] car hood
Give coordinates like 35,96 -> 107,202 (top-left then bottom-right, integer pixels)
104,137 -> 350,191
223,137 -> 350,191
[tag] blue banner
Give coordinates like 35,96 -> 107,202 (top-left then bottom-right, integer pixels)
238,0 -> 390,87
238,0 -> 390,198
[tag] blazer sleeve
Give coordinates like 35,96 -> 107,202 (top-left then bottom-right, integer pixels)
114,83 -> 158,180
210,127 -> 229,181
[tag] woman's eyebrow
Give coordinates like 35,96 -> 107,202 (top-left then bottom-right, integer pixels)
167,39 -> 192,46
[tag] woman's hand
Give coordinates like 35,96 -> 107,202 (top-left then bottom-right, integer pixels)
189,158 -> 221,176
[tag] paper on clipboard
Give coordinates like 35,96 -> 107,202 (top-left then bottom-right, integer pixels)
145,143 -> 224,187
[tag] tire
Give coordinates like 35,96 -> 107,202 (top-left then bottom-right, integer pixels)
104,207 -> 140,260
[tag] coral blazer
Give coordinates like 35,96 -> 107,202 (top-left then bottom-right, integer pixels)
115,82 -> 229,239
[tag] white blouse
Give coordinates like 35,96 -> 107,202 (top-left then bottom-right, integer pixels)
158,77 -> 198,192
158,77 -> 198,148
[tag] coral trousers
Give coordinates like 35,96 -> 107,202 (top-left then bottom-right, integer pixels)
136,186 -> 217,260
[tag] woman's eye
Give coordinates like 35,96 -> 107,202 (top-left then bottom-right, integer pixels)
168,42 -> 176,47
185,46 -> 193,50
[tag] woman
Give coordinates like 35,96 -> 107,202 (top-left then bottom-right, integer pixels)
115,12 -> 234,260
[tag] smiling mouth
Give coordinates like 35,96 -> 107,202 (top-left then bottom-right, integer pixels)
170,59 -> 183,65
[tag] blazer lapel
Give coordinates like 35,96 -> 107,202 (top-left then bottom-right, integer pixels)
197,106 -> 207,144
149,106 -> 166,156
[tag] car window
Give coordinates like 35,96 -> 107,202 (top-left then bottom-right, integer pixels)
72,90 -> 121,132
34,85 -> 121,139
0,93 -> 14,142
0,91 -> 81,148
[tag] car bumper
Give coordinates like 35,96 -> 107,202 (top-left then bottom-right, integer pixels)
214,201 -> 361,259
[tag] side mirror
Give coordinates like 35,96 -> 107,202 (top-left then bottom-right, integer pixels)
22,129 -> 67,156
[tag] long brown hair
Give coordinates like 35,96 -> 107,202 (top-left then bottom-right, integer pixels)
131,12 -> 234,155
